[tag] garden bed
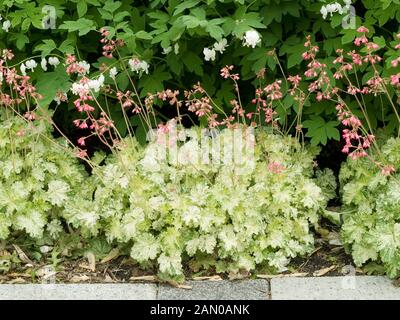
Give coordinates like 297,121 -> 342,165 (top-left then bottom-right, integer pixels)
0,232 -> 361,285
1,0 -> 400,289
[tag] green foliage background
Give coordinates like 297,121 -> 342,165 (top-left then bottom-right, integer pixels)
1,0 -> 400,145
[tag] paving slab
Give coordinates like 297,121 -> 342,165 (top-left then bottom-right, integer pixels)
271,276 -> 400,300
158,280 -> 269,300
0,283 -> 157,300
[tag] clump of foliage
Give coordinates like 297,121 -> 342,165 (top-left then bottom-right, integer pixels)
0,111 -> 88,241
339,137 -> 400,278
72,124 -> 333,281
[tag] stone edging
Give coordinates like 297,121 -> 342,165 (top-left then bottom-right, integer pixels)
0,276 -> 399,300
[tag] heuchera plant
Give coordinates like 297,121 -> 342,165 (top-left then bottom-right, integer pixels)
339,138 -> 400,278
303,26 -> 400,276
73,125 -> 332,281
0,112 -> 88,240
56,61 -> 335,280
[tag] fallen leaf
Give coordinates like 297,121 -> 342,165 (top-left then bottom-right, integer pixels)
8,277 -> 26,284
7,272 -> 31,278
100,248 -> 120,264
129,275 -> 157,282
78,263 -> 93,271
70,275 -> 90,283
175,284 -> 192,289
313,265 -> 336,277
0,250 -> 11,257
355,267 -> 363,274
12,244 -> 33,264
85,251 -> 96,272
167,281 -> 192,289
37,265 -> 57,279
104,274 -> 115,283
192,275 -> 223,281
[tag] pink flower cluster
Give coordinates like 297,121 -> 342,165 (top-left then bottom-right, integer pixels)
220,65 -> 240,81
73,78 -> 95,113
251,79 -> 282,124
336,103 -> 374,159
302,35 -> 335,101
65,55 -> 89,75
117,90 -> 141,113
353,27 -> 382,65
0,50 -> 42,120
99,28 -> 125,59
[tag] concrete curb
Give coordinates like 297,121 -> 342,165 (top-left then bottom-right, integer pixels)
0,276 -> 398,300
270,276 -> 400,300
0,283 -> 158,300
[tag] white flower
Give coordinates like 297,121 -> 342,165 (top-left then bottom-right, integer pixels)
243,30 -> 261,48
109,67 -> 118,79
322,2 -> 345,18
141,61 -> 149,73
128,58 -> 149,74
2,20 -> 11,32
327,3 -> 342,14
20,63 -> 26,76
88,74 -> 105,93
71,82 -> 89,96
48,57 -> 60,66
78,60 -> 90,74
162,46 -> 172,55
203,48 -> 216,61
174,43 -> 179,54
320,6 -> 328,19
25,59 -> 37,71
213,38 -> 228,53
41,58 -> 47,71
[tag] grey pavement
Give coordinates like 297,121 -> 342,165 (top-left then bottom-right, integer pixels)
270,276 -> 400,300
158,280 -> 269,300
0,283 -> 157,300
0,276 -> 399,300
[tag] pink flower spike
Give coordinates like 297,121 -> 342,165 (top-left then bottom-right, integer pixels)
23,111 -> 36,121
357,26 -> 369,34
381,165 -> 395,176
77,137 -> 86,146
76,149 -> 88,158
390,74 -> 400,86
